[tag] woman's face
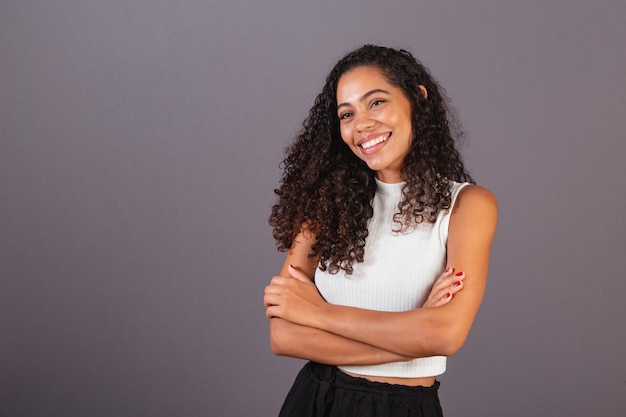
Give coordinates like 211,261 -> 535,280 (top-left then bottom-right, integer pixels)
336,66 -> 413,183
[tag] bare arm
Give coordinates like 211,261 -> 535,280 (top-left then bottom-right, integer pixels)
269,318 -> 413,364
266,186 -> 498,358
265,227 -> 414,365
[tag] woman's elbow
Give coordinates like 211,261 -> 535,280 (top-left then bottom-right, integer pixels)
432,326 -> 469,357
435,337 -> 464,357
268,318 -> 291,356
418,307 -> 475,357
269,331 -> 288,356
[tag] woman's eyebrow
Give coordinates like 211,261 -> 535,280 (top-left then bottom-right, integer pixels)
337,89 -> 391,109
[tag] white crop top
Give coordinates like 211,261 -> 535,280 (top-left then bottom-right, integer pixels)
315,179 -> 469,378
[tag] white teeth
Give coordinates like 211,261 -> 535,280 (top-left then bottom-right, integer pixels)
360,135 -> 387,149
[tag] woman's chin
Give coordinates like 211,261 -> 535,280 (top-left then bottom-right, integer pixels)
363,157 -> 385,172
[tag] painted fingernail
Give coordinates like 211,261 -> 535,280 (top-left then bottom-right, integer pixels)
445,267 -> 451,273
454,281 -> 462,287
455,271 -> 464,276
445,292 -> 451,298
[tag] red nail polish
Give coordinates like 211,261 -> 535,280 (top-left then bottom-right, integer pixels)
455,271 -> 464,276
445,292 -> 451,298
454,281 -> 462,287
445,267 -> 451,273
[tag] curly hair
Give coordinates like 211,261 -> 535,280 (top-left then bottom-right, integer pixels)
270,45 -> 473,275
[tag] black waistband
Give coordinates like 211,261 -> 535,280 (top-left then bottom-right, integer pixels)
308,361 -> 441,396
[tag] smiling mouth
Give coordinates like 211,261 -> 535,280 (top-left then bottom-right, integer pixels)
359,134 -> 389,150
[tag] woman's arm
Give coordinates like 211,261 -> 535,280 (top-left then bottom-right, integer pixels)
269,318 -> 413,364
266,226 -> 415,365
265,185 -> 497,358
268,267 -> 466,364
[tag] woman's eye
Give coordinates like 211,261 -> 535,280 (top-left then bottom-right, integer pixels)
339,112 -> 352,120
371,99 -> 386,107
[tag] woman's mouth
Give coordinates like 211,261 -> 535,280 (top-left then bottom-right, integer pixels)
359,133 -> 390,150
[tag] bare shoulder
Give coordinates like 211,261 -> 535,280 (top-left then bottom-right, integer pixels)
447,185 -> 497,279
451,185 -> 498,232
455,185 -> 497,215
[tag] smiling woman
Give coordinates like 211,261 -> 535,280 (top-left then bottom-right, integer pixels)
336,66 -> 415,183
264,45 -> 497,417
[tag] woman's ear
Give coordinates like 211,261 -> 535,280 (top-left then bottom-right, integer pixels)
418,85 -> 428,99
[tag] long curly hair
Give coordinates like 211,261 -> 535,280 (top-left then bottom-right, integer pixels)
270,45 -> 473,275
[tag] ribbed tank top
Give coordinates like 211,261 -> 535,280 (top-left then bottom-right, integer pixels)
315,179 -> 469,378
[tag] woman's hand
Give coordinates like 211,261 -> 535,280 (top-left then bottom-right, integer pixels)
421,267 -> 465,308
264,264 -> 327,327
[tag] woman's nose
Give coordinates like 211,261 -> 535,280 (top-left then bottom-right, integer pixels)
356,116 -> 375,132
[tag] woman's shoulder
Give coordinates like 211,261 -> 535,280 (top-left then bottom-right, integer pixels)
452,184 -> 498,219
447,184 -> 498,247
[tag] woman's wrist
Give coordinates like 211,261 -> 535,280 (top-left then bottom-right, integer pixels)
313,302 -> 335,333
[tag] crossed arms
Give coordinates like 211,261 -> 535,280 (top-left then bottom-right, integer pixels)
264,185 -> 497,365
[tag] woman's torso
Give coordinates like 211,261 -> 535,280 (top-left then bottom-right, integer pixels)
315,180 -> 469,386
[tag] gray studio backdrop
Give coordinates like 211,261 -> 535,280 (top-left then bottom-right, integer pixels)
1,1 -> 625,416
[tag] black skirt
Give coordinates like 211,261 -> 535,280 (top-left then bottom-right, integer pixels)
278,362 -> 444,417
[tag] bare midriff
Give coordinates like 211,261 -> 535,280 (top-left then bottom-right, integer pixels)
341,370 -> 436,387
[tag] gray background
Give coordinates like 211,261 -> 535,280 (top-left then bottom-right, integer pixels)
1,0 -> 625,416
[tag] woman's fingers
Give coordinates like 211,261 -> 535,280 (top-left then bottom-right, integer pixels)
263,274 -> 315,320
422,269 -> 465,308
264,282 -> 285,317
264,276 -> 286,304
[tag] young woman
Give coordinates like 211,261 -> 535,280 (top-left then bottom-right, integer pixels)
264,45 -> 497,417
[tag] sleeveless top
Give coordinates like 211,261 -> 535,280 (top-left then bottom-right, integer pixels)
315,179 -> 469,378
